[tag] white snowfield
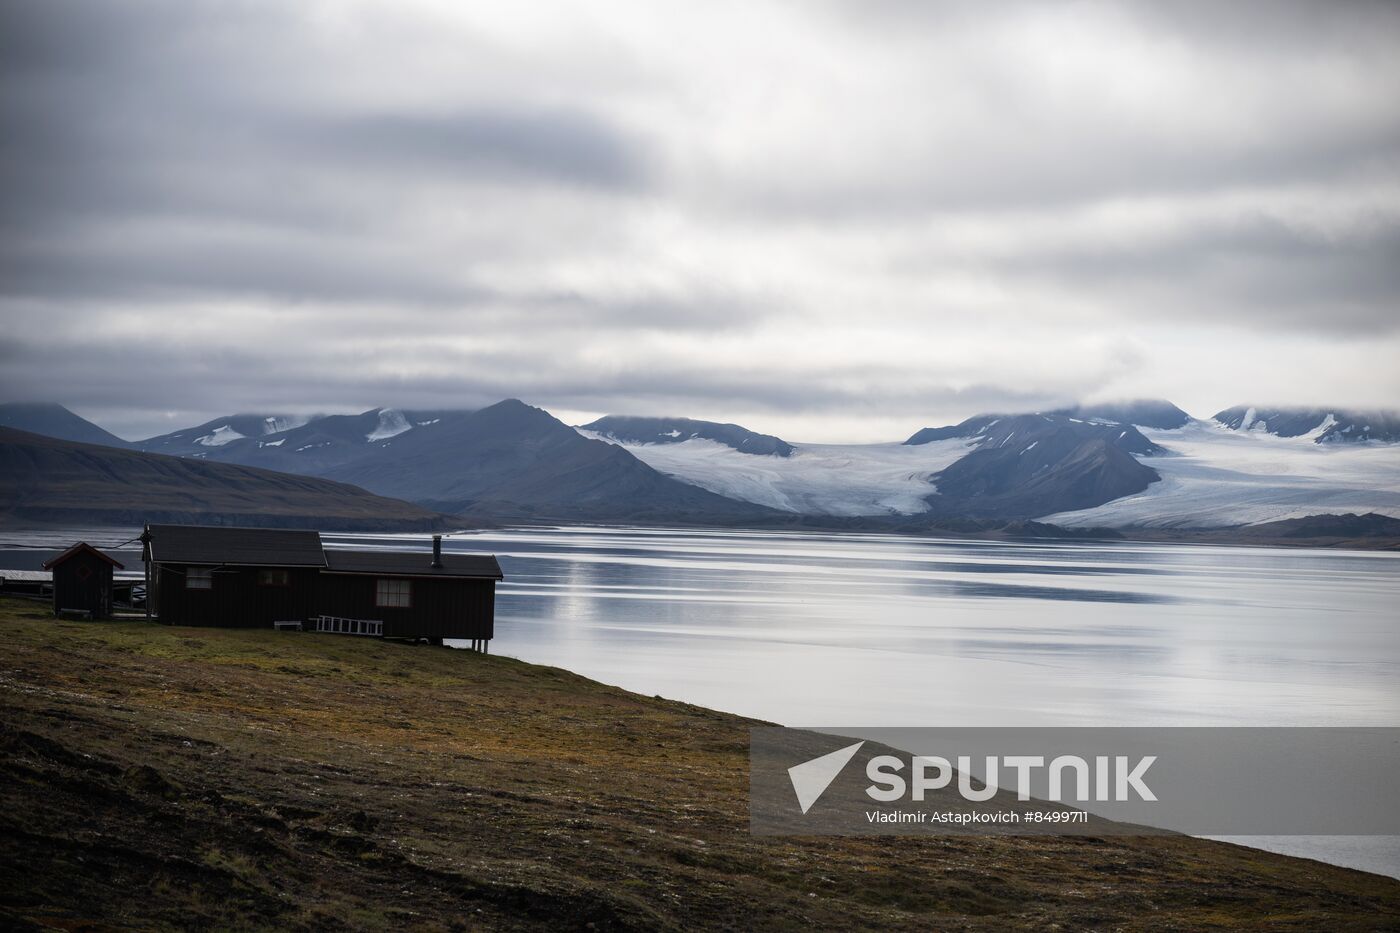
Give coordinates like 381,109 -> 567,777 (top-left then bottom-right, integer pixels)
1045,421 -> 1400,528
194,425 -> 245,447
263,415 -> 308,434
365,408 -> 412,442
577,430 -> 974,516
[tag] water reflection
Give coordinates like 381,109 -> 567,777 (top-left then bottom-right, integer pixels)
323,525 -> 1400,730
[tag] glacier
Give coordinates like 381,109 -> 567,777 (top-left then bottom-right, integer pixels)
578,430 -> 974,516
580,420 -> 1400,527
1045,421 -> 1400,528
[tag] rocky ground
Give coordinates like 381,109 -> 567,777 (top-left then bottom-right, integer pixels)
1,597 -> 1397,930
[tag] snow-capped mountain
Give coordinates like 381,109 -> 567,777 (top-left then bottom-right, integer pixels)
140,414 -> 312,454
1212,406 -> 1400,444
910,414 -> 1163,519
9,397 -> 1398,531
137,408 -> 458,472
585,404 -> 1400,528
1052,398 -> 1191,430
131,401 -> 781,524
580,416 -> 794,456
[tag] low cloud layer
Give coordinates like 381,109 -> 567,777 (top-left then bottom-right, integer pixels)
2,0 -> 1397,442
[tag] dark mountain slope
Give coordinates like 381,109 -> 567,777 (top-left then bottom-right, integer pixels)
582,416 -> 794,456
903,414 -> 1004,446
1053,398 -> 1191,429
906,412 -> 1161,455
325,400 -> 785,523
1213,406 -> 1400,444
0,403 -> 132,449
926,436 -> 1160,520
903,414 -> 1162,519
1245,512 -> 1400,539
139,413 -> 307,455
139,408 -> 470,474
0,427 -> 445,530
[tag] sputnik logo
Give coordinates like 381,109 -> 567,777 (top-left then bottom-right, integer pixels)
788,741 -> 865,814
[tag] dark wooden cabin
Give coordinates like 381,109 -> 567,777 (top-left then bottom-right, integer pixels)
142,525 -> 325,628
139,524 -> 503,647
42,542 -> 124,619
320,547 -> 502,645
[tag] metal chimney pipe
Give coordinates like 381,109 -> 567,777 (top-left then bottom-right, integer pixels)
431,534 -> 443,569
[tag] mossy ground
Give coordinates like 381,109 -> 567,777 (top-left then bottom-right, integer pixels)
1,597 -> 1396,930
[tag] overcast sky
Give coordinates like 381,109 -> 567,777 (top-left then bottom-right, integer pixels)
2,0 -> 1398,442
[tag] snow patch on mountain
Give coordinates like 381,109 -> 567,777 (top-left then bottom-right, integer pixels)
1302,413 -> 1337,440
263,415 -> 308,434
1044,421 -> 1400,528
366,408 -> 412,442
578,430 -> 975,515
194,425 -> 245,447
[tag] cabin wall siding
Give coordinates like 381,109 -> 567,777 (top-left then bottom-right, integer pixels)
318,574 -> 495,640
155,564 -> 320,628
52,552 -> 114,619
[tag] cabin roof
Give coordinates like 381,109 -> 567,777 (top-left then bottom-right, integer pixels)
42,541 -> 125,570
146,524 -> 327,567
322,549 -> 503,580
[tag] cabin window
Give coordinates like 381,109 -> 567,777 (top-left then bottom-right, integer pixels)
258,569 -> 290,587
375,578 -> 411,608
186,567 -> 213,590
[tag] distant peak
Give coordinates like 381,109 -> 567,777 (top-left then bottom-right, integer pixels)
581,414 -> 794,457
1053,399 -> 1191,429
1212,405 -> 1399,444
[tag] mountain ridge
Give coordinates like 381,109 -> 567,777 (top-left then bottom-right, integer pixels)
0,426 -> 447,530
581,415 -> 794,457
7,398 -> 1396,531
1213,405 -> 1400,444
0,402 -> 133,449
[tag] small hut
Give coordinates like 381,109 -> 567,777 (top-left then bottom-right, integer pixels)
42,542 -> 124,619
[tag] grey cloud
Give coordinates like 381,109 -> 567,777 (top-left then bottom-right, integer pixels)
2,0 -> 1397,441
0,327 -> 1072,442
929,214 -> 1400,334
313,109 -> 650,190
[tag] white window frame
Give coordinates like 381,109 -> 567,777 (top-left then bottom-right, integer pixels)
375,578 -> 411,608
186,567 -> 213,590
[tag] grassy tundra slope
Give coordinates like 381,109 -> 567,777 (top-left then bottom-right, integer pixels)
1,601 -> 1397,930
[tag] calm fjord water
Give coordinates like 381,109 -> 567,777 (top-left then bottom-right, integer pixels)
329,526 -> 1400,729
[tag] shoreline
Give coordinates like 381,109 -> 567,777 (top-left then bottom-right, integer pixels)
2,598 -> 1398,929
2,517 -> 1399,556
